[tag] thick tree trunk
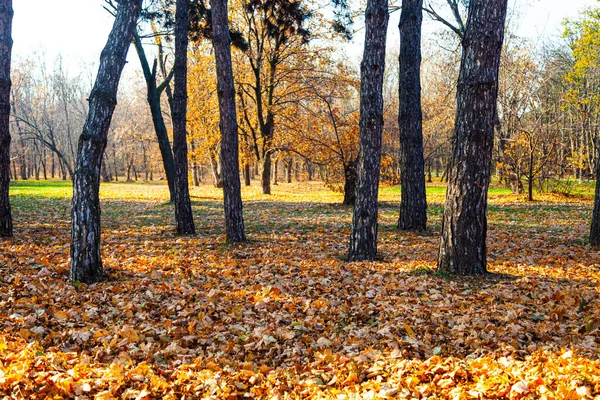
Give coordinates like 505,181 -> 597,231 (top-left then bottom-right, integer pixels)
398,0 -> 427,232
0,0 -> 12,237
437,0 -> 507,276
211,0 -> 246,242
70,0 -> 142,283
343,160 -> 357,205
348,0 -> 388,261
133,32 -> 176,201
172,0 -> 195,234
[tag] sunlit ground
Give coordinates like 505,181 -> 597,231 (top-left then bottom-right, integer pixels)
1,179 -> 599,398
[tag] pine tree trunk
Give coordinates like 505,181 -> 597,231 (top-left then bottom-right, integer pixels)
0,0 -> 12,237
172,0 -> 195,234
348,0 -> 388,261
70,0 -> 142,283
211,0 -> 246,242
398,0 -> 427,231
437,0 -> 507,276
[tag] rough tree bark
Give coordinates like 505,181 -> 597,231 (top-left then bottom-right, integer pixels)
348,0 -> 388,261
70,0 -> 142,283
132,32 -> 176,201
211,0 -> 246,242
0,0 -> 12,238
172,0 -> 195,234
437,0 -> 508,275
398,0 -> 427,231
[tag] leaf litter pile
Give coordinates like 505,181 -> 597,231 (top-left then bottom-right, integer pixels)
1,182 -> 600,399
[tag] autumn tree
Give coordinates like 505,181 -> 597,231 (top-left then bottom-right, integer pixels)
211,0 -> 246,241
172,0 -> 195,234
288,63 -> 360,204
436,0 -> 508,275
397,0 -> 427,231
0,0 -> 12,237
187,46 -> 222,187
235,0 -> 311,194
564,9 -> 600,245
348,0 -> 389,261
70,0 -> 143,284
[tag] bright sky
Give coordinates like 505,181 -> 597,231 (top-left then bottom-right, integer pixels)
11,0 -> 599,77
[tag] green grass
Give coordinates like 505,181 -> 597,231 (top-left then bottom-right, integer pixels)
10,180 -> 72,198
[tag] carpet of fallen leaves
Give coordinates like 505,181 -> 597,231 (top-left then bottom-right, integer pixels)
1,180 -> 600,399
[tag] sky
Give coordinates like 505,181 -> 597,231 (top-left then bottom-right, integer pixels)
11,0 -> 600,78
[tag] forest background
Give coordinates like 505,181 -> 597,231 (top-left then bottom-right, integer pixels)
2,0 -> 600,398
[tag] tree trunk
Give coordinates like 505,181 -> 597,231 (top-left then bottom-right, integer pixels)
133,32 -> 176,201
244,163 -> 251,186
41,149 -> 47,180
273,159 -> 279,185
348,0 -> 388,261
590,149 -> 600,246
437,0 -> 507,276
261,153 -> 272,194
209,151 -> 223,187
101,159 -> 111,182
306,158 -> 313,181
343,159 -> 358,205
285,160 -> 292,183
398,0 -> 427,232
112,143 -> 118,181
0,0 -> 12,237
528,148 -> 534,201
172,0 -> 195,234
70,0 -> 142,284
211,0 -> 246,242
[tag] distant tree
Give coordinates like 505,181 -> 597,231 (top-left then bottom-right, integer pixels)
210,0 -> 246,242
348,0 -> 389,261
0,0 -> 12,237
10,57 -> 85,180
235,0 -> 312,195
172,0 -> 195,234
436,0 -> 508,275
70,0 -> 143,284
289,63 -> 360,205
398,0 -> 427,231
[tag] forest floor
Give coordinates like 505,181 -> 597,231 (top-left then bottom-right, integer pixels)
1,180 -> 599,399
